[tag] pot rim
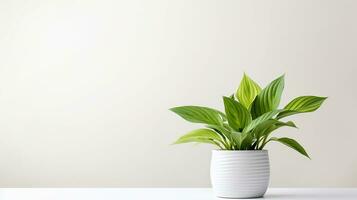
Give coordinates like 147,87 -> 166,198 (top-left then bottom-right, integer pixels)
212,149 -> 268,152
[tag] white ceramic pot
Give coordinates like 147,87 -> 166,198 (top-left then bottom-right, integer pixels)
210,150 -> 270,198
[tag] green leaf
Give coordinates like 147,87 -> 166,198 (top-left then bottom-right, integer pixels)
268,122 -> 296,139
277,96 -> 327,119
227,131 -> 251,150
223,97 -> 252,131
240,132 -> 254,150
254,120 -> 297,150
251,75 -> 285,119
252,119 -> 297,139
243,110 -> 281,133
270,137 -> 310,159
205,124 -> 232,149
267,121 -> 297,133
229,93 -> 235,100
173,129 -> 224,148
230,132 -> 243,149
236,73 -> 262,109
170,106 -> 226,126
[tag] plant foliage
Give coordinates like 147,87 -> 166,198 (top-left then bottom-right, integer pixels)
170,74 -> 327,158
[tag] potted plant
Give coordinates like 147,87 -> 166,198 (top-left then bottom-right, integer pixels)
170,74 -> 326,198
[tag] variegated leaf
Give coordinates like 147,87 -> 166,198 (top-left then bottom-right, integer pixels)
170,106 -> 226,126
270,137 -> 310,159
236,73 -> 262,109
223,96 -> 252,131
243,110 -> 281,133
174,129 -> 224,148
251,75 -> 284,119
277,96 -> 327,119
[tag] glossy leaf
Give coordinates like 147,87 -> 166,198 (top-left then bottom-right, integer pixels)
243,110 -> 281,133
230,132 -> 243,149
277,96 -> 327,119
252,119 -> 297,139
236,74 -> 262,109
255,120 -> 297,150
251,75 -> 285,118
170,106 -> 226,126
270,137 -> 310,158
229,93 -> 235,100
174,129 -> 224,148
265,121 -> 297,136
239,132 -> 254,150
170,74 -> 326,154
205,124 -> 232,149
223,97 -> 252,131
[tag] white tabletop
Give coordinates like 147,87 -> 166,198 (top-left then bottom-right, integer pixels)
0,188 -> 356,200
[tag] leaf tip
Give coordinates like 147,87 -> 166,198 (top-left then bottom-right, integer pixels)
289,121 -> 298,128
222,96 -> 231,102
276,74 -> 285,83
172,139 -> 181,145
169,107 -> 177,112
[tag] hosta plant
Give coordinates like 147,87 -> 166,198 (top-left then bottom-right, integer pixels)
170,74 -> 326,158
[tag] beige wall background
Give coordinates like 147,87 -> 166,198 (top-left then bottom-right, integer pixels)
0,0 -> 356,187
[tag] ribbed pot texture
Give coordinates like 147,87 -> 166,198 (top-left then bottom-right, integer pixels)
210,150 -> 270,198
